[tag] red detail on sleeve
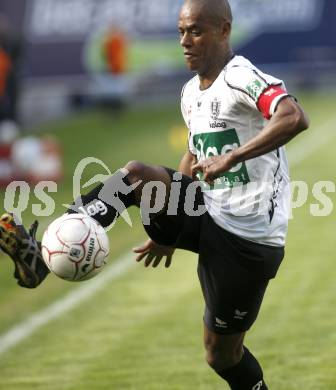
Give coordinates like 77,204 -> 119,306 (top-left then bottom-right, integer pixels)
257,86 -> 287,119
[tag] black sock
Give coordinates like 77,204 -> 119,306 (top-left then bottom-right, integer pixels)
217,347 -> 268,390
67,170 -> 136,227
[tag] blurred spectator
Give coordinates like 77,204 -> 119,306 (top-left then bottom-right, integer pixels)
11,136 -> 63,184
0,15 -> 63,187
0,14 -> 21,186
103,27 -> 128,75
84,26 -> 130,111
0,13 -> 22,136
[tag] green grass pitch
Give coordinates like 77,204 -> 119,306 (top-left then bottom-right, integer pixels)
0,91 -> 335,389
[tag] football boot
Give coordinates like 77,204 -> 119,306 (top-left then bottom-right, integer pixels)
0,213 -> 50,288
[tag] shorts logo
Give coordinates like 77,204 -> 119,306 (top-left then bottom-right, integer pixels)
252,380 -> 263,390
215,317 -> 227,328
234,310 -> 248,320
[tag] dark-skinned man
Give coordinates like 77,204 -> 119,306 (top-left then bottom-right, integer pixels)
0,1 -> 309,389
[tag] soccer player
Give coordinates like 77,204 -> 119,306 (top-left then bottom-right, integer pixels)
0,1 -> 309,389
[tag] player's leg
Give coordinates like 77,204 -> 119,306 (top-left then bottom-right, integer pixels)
204,326 -> 245,370
140,167 -> 204,249
124,161 -> 172,204
204,326 -> 267,390
69,161 -> 172,228
0,161 -> 173,288
198,214 -> 284,389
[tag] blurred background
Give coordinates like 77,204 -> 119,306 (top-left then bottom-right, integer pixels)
1,0 -> 335,126
0,1 -> 335,389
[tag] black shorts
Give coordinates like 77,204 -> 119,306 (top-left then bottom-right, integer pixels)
144,169 -> 285,334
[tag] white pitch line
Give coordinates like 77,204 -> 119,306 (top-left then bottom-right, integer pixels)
0,253 -> 135,355
0,116 -> 334,356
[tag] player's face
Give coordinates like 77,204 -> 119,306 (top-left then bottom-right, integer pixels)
178,5 -> 229,77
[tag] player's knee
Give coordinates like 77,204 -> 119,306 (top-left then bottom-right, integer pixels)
205,344 -> 243,372
124,160 -> 147,183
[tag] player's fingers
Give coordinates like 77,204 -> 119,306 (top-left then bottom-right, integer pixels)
203,169 -> 216,185
204,176 -> 215,185
133,246 -> 145,254
133,244 -> 148,253
135,251 -> 149,262
203,171 -> 211,184
191,163 -> 202,180
144,253 -> 155,267
133,240 -> 152,253
152,255 -> 163,268
165,254 -> 173,268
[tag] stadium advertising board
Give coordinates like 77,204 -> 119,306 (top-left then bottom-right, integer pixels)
0,0 -> 335,79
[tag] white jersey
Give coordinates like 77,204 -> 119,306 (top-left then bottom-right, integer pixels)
181,55 -> 291,246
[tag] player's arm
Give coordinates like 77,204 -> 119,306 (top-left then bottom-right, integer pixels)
192,97 -> 309,183
179,150 -> 197,177
231,97 -> 309,164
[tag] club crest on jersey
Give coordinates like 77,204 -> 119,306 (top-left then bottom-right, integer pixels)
210,98 -> 221,119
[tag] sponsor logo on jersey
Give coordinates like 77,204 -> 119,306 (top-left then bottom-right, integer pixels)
246,78 -> 267,101
209,120 -> 227,129
193,129 -> 250,188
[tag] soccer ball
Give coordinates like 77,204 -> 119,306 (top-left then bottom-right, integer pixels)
41,214 -> 109,281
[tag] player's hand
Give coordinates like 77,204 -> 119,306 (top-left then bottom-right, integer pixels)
133,239 -> 175,268
191,154 -> 236,185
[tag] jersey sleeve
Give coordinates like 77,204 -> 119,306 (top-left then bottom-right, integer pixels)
224,65 -> 290,120
180,91 -> 188,127
181,84 -> 198,156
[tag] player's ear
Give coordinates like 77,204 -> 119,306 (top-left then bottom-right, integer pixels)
221,20 -> 231,39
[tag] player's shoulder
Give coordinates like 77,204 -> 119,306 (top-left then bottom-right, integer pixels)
224,55 -> 283,96
225,55 -> 257,81
181,75 -> 199,100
